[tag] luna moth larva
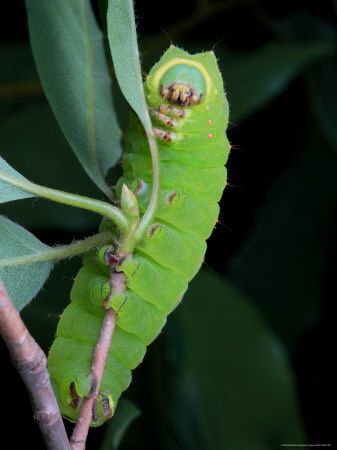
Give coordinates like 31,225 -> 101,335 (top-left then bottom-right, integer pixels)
48,46 -> 230,426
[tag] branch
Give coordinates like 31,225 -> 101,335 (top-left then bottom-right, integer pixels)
0,169 -> 130,234
70,269 -> 124,450
0,279 -> 71,450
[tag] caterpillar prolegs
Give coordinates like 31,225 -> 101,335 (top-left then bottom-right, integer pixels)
48,46 -> 230,426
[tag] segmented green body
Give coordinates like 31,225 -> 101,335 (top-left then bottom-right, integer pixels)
48,47 -> 230,426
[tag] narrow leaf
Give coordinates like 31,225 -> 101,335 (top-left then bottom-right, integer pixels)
25,0 -> 122,198
107,0 -> 152,132
0,216 -> 52,311
0,155 -> 34,204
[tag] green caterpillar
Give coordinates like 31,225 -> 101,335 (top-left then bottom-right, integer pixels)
48,46 -> 230,426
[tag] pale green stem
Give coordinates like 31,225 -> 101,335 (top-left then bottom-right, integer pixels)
133,130 -> 160,244
0,170 -> 130,234
0,232 -> 113,269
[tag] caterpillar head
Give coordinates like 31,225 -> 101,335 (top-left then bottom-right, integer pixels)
145,45 -> 228,114
160,64 -> 206,106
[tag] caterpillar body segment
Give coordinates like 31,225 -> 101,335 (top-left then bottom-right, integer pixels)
48,46 -> 230,426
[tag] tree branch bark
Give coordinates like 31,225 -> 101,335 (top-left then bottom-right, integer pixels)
70,269 -> 123,450
0,279 -> 71,450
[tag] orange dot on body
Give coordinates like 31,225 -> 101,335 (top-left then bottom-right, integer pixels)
208,133 -> 213,139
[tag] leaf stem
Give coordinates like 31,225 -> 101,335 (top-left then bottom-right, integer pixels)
0,170 -> 130,234
133,129 -> 160,244
0,232 -> 113,269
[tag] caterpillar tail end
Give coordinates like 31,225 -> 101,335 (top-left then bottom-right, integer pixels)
50,377 -> 115,427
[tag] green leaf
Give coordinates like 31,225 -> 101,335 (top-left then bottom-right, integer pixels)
100,399 -> 141,450
0,155 -> 34,203
0,43 -> 123,231
307,55 -> 337,150
0,216 -> 52,311
107,0 -> 152,132
220,39 -> 335,122
25,0 -> 122,199
151,271 -> 305,450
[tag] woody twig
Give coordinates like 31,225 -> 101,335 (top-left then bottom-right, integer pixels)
0,279 -> 71,450
69,268 -> 123,450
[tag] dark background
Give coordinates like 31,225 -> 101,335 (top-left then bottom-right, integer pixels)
0,0 -> 336,449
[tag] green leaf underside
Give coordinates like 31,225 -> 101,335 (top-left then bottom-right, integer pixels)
107,0 -> 152,132
100,399 -> 141,450
25,0 -> 122,198
175,272 -> 305,450
0,156 -> 34,203
0,216 -> 52,311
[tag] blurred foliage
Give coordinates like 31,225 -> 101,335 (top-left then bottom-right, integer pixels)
100,399 -> 141,450
230,119 -> 337,348
146,271 -> 305,450
220,40 -> 335,123
307,55 -> 337,150
1,0 -> 336,448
